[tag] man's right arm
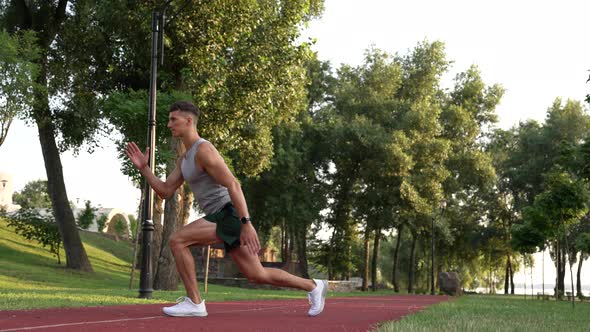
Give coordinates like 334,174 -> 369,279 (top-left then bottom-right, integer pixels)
126,142 -> 184,199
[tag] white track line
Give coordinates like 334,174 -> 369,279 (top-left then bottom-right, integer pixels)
0,316 -> 162,332
0,304 -> 307,331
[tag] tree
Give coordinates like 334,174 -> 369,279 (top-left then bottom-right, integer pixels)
330,48 -> 407,289
242,112 -> 328,278
439,65 -> 502,293
105,91 -> 191,283
154,139 -> 189,290
3,208 -> 62,264
575,229 -> 590,299
511,99 -> 590,299
128,214 -> 138,241
1,0 -> 105,272
101,0 -> 325,288
0,29 -> 39,147
394,41 -> 450,293
240,55 -> 335,277
76,200 -> 96,230
96,214 -> 107,234
12,179 -> 52,209
102,0 -> 324,176
107,214 -> 128,241
487,129 -> 519,294
518,170 -> 589,299
312,47 -> 407,280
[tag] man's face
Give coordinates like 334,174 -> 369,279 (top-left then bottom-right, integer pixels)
167,110 -> 192,137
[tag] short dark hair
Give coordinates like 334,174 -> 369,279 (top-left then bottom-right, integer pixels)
169,100 -> 200,120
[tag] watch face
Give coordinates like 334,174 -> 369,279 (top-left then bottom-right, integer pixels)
241,217 -> 250,224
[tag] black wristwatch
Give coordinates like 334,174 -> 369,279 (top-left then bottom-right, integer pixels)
240,217 -> 251,225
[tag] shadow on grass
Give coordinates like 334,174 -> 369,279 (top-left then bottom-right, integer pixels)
80,231 -> 134,263
0,238 -> 60,268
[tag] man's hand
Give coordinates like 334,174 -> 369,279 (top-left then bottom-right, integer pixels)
126,142 -> 149,171
240,223 -> 260,256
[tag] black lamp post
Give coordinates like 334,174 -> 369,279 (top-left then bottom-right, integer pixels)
138,0 -> 190,299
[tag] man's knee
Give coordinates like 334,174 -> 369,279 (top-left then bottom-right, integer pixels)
169,233 -> 185,251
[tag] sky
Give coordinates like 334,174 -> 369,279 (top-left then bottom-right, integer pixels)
1,0 -> 589,292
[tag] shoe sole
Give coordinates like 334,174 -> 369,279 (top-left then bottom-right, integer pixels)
308,280 -> 328,317
163,310 -> 208,317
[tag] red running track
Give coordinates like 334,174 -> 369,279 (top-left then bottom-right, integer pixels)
0,295 -> 449,332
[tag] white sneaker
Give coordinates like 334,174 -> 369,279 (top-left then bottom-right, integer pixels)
307,279 -> 328,317
162,297 -> 208,317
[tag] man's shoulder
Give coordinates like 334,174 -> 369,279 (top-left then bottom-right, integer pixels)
195,140 -> 221,164
196,140 -> 215,154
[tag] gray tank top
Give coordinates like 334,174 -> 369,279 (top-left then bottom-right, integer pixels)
181,138 -> 231,215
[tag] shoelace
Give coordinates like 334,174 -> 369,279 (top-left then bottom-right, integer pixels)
174,296 -> 187,304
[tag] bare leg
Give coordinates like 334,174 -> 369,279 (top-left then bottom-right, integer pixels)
229,246 -> 316,291
169,218 -> 221,304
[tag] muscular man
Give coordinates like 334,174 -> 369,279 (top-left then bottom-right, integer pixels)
126,101 -> 327,317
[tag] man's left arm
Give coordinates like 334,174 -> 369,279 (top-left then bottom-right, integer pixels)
196,143 -> 260,255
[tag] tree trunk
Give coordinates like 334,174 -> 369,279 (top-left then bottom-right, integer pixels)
510,259 -> 515,294
557,244 -> 565,298
181,184 -> 193,224
437,259 -> 443,292
154,186 -> 183,290
345,222 -> 354,280
560,244 -> 566,298
281,219 -> 287,262
392,224 -> 403,292
296,223 -> 310,279
133,189 -> 145,268
129,188 -> 144,288
408,230 -> 417,294
362,227 -> 370,291
577,255 -> 584,299
281,222 -> 294,263
504,254 -> 512,294
151,195 -> 164,275
371,228 -> 381,292
562,220 -> 575,306
555,239 -> 561,299
542,248 -> 545,296
35,59 -> 92,272
553,239 -> 561,299
329,173 -> 356,280
154,139 -> 188,290
10,0 -> 90,273
56,242 -> 61,265
287,228 -> 295,263
327,228 -> 336,280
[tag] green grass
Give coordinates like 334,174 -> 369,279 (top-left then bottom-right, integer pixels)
0,218 -> 388,310
378,294 -> 590,332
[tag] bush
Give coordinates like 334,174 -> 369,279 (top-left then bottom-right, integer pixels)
128,214 -> 138,241
77,200 -> 97,230
2,209 -> 62,264
110,214 -> 128,240
96,214 -> 108,233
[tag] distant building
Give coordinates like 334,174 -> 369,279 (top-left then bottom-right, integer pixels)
0,172 -> 21,212
78,207 -> 132,239
0,171 -> 131,238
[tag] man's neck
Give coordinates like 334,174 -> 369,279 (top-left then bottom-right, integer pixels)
182,131 -> 201,150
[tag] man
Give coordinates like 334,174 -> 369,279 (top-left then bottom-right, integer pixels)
126,100 -> 327,317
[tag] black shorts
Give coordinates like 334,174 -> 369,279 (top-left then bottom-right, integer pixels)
203,202 -> 241,252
